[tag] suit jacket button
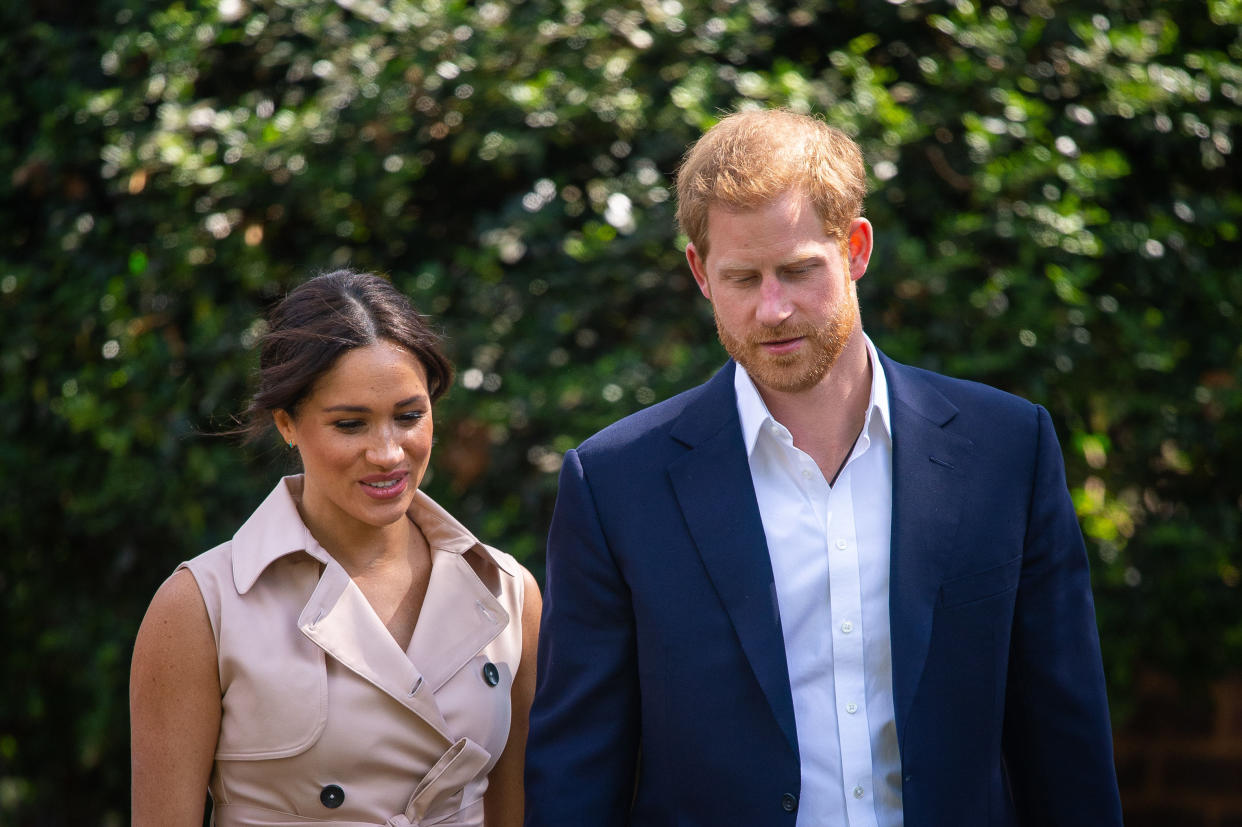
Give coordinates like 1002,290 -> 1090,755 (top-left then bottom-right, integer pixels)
781,792 -> 798,812
320,784 -> 344,808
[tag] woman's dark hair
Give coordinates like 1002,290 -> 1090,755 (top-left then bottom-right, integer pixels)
240,269 -> 453,443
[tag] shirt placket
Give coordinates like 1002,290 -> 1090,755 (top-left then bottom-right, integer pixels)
826,466 -> 880,827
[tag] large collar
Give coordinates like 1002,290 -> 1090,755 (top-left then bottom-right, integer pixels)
230,475 -> 514,595
734,332 -> 893,457
669,344 -> 957,450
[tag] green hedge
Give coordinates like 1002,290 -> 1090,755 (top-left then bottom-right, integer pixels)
2,0 -> 1239,821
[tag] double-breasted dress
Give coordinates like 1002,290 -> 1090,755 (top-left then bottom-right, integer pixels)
180,475 -> 527,826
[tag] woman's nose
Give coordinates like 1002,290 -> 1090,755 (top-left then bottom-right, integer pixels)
366,428 -> 403,465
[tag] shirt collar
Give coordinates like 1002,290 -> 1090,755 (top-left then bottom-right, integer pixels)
734,332 -> 893,458
231,474 -> 514,595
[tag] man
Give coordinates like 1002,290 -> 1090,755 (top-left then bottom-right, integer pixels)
524,109 -> 1122,826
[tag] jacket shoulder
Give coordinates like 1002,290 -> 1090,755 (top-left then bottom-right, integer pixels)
886,357 -> 1041,429
575,377 -> 715,459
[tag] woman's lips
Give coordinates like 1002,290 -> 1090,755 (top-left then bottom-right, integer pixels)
359,472 -> 409,500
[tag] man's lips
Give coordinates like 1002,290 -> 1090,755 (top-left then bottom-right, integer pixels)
759,336 -> 804,355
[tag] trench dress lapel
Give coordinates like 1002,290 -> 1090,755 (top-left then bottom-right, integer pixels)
297,528 -> 510,743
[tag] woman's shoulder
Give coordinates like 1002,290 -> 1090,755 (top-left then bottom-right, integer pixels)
180,536 -> 234,579
169,540 -> 235,642
477,545 -> 541,650
146,566 -> 212,622
182,475 -> 325,596
492,548 -> 539,606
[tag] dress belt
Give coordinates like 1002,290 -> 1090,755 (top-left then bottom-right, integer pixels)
211,737 -> 493,826
387,736 -> 492,826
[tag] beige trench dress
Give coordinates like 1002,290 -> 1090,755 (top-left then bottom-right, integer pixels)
181,476 -> 526,826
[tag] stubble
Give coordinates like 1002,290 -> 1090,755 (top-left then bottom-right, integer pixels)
714,282 -> 858,394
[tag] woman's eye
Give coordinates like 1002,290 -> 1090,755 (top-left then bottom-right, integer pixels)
332,420 -> 365,432
397,411 -> 426,425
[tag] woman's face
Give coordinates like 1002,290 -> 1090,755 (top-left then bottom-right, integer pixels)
273,339 -> 433,536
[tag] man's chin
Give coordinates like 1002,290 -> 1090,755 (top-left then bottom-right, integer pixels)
734,351 -> 828,394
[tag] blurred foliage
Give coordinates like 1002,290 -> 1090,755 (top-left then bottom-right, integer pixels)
2,0 -> 1239,822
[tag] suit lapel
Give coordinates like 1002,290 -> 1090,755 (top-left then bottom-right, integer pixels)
668,363 -> 799,754
881,354 -> 972,749
663,356 -> 973,757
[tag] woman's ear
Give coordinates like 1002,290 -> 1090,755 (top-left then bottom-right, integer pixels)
272,408 -> 295,446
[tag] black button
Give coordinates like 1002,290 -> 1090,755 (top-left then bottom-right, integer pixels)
781,792 -> 798,813
320,784 -> 344,809
482,661 -> 500,687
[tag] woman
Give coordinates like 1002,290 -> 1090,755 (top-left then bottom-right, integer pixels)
131,270 -> 541,827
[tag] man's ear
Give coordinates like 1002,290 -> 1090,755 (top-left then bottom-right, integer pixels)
846,218 -> 873,282
686,242 -> 713,300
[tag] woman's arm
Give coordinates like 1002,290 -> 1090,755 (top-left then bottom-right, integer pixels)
130,568 -> 222,827
483,567 -> 542,827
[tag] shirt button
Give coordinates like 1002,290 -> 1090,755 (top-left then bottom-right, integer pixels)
482,662 -> 500,687
781,792 -> 798,812
840,620 -> 854,634
846,702 -> 858,714
853,785 -> 865,799
320,784 -> 345,809
835,538 -> 847,550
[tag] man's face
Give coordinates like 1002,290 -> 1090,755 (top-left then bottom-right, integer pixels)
686,190 -> 871,395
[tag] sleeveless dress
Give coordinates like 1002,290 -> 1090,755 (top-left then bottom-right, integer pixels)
180,475 -> 526,826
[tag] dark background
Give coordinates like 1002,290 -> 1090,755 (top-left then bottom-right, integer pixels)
2,0 -> 1239,823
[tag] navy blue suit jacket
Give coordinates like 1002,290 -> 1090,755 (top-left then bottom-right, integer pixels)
524,354 -> 1122,826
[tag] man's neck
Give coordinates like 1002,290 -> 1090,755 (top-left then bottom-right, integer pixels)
757,331 -> 873,481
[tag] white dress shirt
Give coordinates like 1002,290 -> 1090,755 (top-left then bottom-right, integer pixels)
735,335 -> 903,827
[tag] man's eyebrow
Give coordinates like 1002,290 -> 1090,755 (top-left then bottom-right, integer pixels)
718,254 -> 824,274
778,254 -> 826,268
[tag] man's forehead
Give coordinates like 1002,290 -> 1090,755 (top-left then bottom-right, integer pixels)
706,188 -> 811,221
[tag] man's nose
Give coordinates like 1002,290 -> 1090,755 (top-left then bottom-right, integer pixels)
755,276 -> 793,327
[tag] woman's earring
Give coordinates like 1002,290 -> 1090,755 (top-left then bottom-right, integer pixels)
287,439 -> 295,448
